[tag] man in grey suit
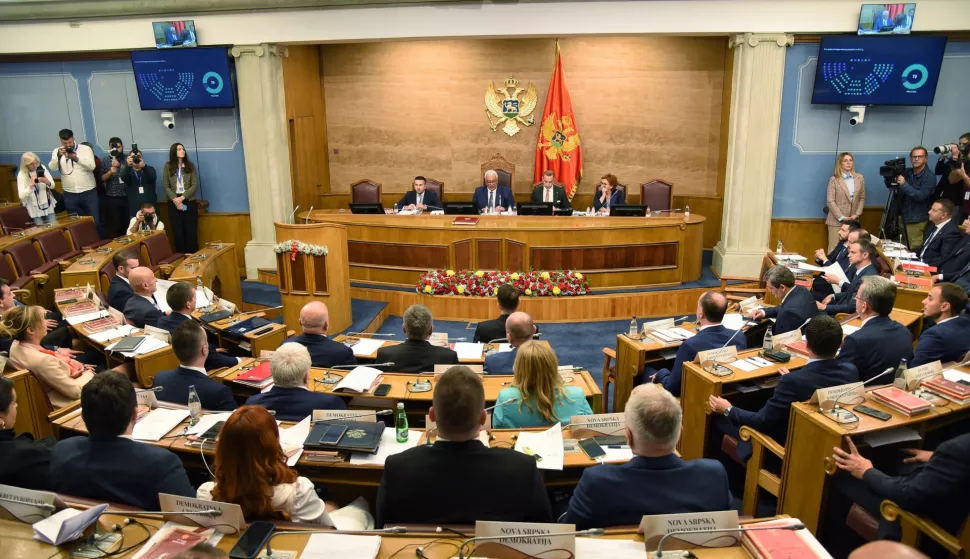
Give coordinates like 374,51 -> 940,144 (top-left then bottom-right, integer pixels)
530,170 -> 572,211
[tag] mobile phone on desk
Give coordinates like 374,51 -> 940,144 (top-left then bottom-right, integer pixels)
374,383 -> 392,397
229,520 -> 275,559
319,425 -> 347,446
578,438 -> 607,460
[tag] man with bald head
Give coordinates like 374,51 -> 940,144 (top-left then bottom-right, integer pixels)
283,301 -> 356,369
123,266 -> 167,328
483,311 -> 537,375
472,169 -> 514,213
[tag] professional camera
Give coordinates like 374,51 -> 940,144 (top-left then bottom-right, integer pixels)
34,167 -> 45,183
131,143 -> 142,165
109,144 -> 123,161
934,143 -> 970,157
879,157 -> 907,187
64,145 -> 74,154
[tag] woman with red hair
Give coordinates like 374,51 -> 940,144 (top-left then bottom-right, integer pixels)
196,405 -> 372,528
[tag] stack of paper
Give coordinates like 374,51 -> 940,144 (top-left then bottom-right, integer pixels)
350,427 -> 420,465
279,416 -> 312,466
514,423 -> 565,471
300,534 -> 382,559
453,342 -> 484,360
88,324 -> 139,344
65,310 -> 108,326
351,338 -> 385,356
132,408 -> 190,441
33,504 -> 108,545
333,367 -> 383,393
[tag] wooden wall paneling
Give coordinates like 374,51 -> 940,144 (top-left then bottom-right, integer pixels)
196,212 -> 252,276
673,195 -> 721,249
769,218 -> 828,262
506,239 -> 525,271
453,239 -> 471,270
348,240 -> 449,270
531,243 -> 678,271
281,44 -> 331,212
475,238 -> 502,270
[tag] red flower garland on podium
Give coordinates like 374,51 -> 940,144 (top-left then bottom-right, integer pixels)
416,269 -> 589,297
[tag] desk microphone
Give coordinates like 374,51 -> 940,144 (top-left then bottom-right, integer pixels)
458,528 -> 604,559
288,205 -> 300,224
101,509 -> 222,531
6,227 -> 25,237
652,522 -> 804,558
826,366 -> 896,422
136,386 -> 164,392
426,397 -> 518,445
310,409 -> 393,425
305,206 -> 314,224
343,332 -> 396,338
264,526 -> 407,556
703,323 -> 745,376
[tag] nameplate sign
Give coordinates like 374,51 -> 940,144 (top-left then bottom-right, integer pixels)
904,361 -> 943,390
135,388 -> 158,409
771,330 -> 801,348
85,283 -> 96,304
159,493 -> 244,534
643,318 -> 675,332
0,484 -> 57,523
569,413 -> 625,438
738,296 -> 759,314
144,325 -> 170,343
810,382 -> 865,410
107,306 -> 124,325
259,350 -> 276,359
474,521 -> 576,559
694,346 -> 739,368
311,410 -> 377,423
429,332 -> 449,347
640,511 -> 739,550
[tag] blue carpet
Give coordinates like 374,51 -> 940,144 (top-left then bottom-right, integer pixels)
242,280 -> 282,307
240,281 -> 387,335
342,299 -> 389,335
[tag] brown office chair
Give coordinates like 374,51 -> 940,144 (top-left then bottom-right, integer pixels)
0,251 -> 31,291
481,153 -> 515,191
65,219 -> 109,250
874,250 -> 893,278
99,261 -> 115,294
351,180 -> 382,204
5,240 -> 57,288
423,178 -> 444,202
0,205 -> 32,235
35,230 -> 82,268
142,234 -> 184,277
616,184 -> 627,201
640,179 -> 673,211
881,500 -> 970,555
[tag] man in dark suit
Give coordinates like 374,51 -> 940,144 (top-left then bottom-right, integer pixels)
710,315 -> 858,462
123,266 -> 166,328
376,366 -> 551,526
49,372 -> 194,510
917,199 -> 962,268
484,311 -> 537,375
106,250 -> 139,312
395,176 -> 441,212
472,170 -> 514,213
812,221 -> 861,302
932,218 -> 970,284
246,343 -> 346,421
375,305 -> 458,373
912,283 -> 970,366
153,321 -> 237,411
820,239 -> 880,316
646,291 -> 747,396
838,276 -> 914,381
283,301 -> 356,369
530,170 -> 572,211
750,265 -> 819,335
156,281 -> 239,370
473,284 -> 519,343
564,384 -> 730,528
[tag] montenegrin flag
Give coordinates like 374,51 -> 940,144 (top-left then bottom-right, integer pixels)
534,43 -> 582,200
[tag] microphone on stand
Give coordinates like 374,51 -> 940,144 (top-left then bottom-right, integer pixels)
288,205 -> 300,224
458,528 -> 604,559
704,325 -> 745,377
264,527 -> 408,556
313,362 -> 396,386
426,397 -> 519,445
304,206 -> 314,224
310,409 -> 394,425
135,386 -> 164,392
343,332 -> 396,338
825,366 -> 897,423
652,522 -> 804,558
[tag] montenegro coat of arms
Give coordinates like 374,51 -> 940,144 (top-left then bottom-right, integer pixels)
485,77 -> 538,137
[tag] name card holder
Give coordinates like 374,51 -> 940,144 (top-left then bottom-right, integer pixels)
903,361 -> 943,391
695,346 -> 739,376
569,413 -> 626,439
639,511 -> 740,551
811,382 -> 866,424
158,493 -> 245,534
771,329 -> 801,349
474,521 -> 577,559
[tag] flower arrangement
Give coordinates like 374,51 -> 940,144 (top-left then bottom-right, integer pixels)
273,240 -> 328,261
416,269 -> 589,297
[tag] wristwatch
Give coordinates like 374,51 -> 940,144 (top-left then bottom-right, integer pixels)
722,405 -> 732,417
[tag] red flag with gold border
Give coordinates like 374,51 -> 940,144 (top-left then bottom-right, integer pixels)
534,44 -> 582,200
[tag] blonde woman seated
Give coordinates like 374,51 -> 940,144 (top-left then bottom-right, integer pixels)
3,306 -> 94,408
197,405 -> 374,529
492,341 -> 593,429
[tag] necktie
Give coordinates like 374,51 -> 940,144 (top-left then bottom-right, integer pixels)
417,193 -> 422,206
545,188 -> 551,203
489,190 -> 495,209
920,226 -> 939,259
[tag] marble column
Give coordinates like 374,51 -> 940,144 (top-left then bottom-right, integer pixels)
231,43 -> 294,279
713,33 -> 794,278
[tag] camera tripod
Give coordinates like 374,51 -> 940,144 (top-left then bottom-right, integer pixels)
878,184 -> 909,248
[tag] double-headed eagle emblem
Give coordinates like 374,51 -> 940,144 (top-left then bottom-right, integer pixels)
485,77 -> 537,137
537,113 -> 581,161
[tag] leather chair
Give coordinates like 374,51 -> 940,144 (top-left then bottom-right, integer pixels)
481,153 -> 515,192
616,184 -> 627,202
0,252 -> 31,291
423,178 -> 444,202
99,261 -> 115,294
640,179 -> 673,211
0,205 -> 32,235
35,230 -> 82,269
66,219 -> 109,250
351,180 -> 382,204
141,234 -> 184,277
874,251 -> 893,278
4,241 -> 58,307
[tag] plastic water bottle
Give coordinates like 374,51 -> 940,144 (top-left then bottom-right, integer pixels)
646,206 -> 651,216
395,402 -> 409,443
629,316 -> 638,337
188,385 -> 202,426
776,240 -> 784,254
762,326 -> 773,352
585,206 -> 592,216
893,359 -> 908,389
684,204 -> 690,219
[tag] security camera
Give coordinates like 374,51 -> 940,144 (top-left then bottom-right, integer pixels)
161,112 -> 176,130
847,105 -> 866,127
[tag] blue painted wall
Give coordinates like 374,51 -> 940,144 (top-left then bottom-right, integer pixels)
0,58 -> 248,213
772,40 -> 970,218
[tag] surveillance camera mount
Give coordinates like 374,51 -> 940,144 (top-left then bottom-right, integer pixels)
847,105 -> 866,126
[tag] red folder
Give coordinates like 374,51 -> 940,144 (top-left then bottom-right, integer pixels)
236,361 -> 272,382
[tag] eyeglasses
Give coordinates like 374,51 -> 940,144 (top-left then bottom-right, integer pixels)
912,155 -> 926,159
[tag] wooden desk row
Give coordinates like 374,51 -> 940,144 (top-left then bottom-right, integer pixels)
60,229 -> 166,289
332,334 -> 550,366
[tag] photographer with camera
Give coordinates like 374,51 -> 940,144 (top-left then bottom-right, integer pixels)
894,146 -> 937,250
127,202 -> 165,235
16,152 -> 56,225
933,134 -> 970,221
120,144 -> 157,220
49,128 -> 101,234
98,137 -> 131,237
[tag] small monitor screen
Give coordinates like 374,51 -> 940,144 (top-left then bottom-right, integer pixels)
858,4 -> 916,35
130,47 -> 235,110
153,20 -> 198,48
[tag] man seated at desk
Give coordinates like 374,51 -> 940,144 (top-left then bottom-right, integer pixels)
374,304 -> 458,373
815,229 -> 869,302
644,291 -> 747,397
123,266 -> 167,328
530,170 -> 572,211
375,366 -> 551,526
156,281 -> 239,370
472,170 -> 514,213
395,176 -> 440,212
563,384 -> 731,528
930,216 -> 970,288
748,265 -> 818,335
484,311 -> 537,375
709,315 -> 858,462
915,199 -> 961,269
153,321 -> 237,411
107,250 -> 140,312
245,343 -> 346,420
812,220 -> 861,302
837,276 -> 913,381
912,283 -> 970,366
818,239 -> 880,315
49,372 -> 195,510
283,301 -> 356,369
473,284 -> 519,343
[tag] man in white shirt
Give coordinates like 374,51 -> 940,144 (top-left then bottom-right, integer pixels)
49,128 -> 102,236
127,203 -> 165,235
530,170 -> 572,211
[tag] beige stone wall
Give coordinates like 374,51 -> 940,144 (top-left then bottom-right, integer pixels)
322,36 -> 726,197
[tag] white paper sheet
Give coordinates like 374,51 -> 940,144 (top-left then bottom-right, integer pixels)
797,263 -> 826,273
841,324 -> 861,336
351,338 -> 386,356
33,503 -> 108,545
280,416 -> 312,466
65,310 -> 108,326
600,446 -> 635,463
576,537 -> 646,559
729,359 -> 759,373
721,313 -> 744,331
667,327 -> 696,339
299,533 -> 382,559
132,408 -> 190,441
453,342 -> 484,360
943,369 -> 970,384
349,427 -> 421,466
88,324 -> 138,344
497,343 -> 513,353
514,422 -> 565,471
822,262 -> 849,294
153,279 -> 176,313
185,413 -> 233,436
333,366 -> 383,393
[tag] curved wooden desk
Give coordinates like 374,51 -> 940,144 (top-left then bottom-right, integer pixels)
302,211 -> 705,290
61,230 -> 166,289
169,242 -> 242,306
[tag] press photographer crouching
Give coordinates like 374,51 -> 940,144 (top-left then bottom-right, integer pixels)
884,146 -> 936,250
933,136 -> 970,222
128,202 -> 165,235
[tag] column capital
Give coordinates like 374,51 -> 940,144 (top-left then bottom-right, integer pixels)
230,43 -> 288,59
729,33 -> 794,49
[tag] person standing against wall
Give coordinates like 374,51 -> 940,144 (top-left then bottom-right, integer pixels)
99,137 -> 130,238
49,129 -> 101,236
16,152 -> 56,225
121,146 -> 157,220
825,152 -> 865,251
162,143 -> 199,253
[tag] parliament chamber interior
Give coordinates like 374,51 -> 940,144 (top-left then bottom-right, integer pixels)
2,1 -> 970,558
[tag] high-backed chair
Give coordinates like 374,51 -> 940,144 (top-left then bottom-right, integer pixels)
874,251 -> 893,278
0,253 -> 30,291
640,179 -> 674,211
141,234 -> 184,277
65,219 -> 109,250
481,153 -> 515,192
4,369 -> 56,439
881,500 -> 970,555
99,261 -> 116,294
35,230 -> 82,269
423,178 -> 444,202
738,426 -> 786,518
616,184 -> 627,201
0,205 -> 32,235
351,180 -> 382,204
4,240 -> 57,307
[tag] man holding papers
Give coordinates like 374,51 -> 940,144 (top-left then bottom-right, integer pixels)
50,372 -> 195,509
837,276 -> 913,381
283,301 -> 356,369
246,343 -> 346,420
912,283 -> 970,366
483,311 -> 536,375
812,222 -> 861,301
375,305 -> 458,373
645,292 -> 746,396
153,321 -> 238,411
818,239 -> 879,315
749,266 -> 818,335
